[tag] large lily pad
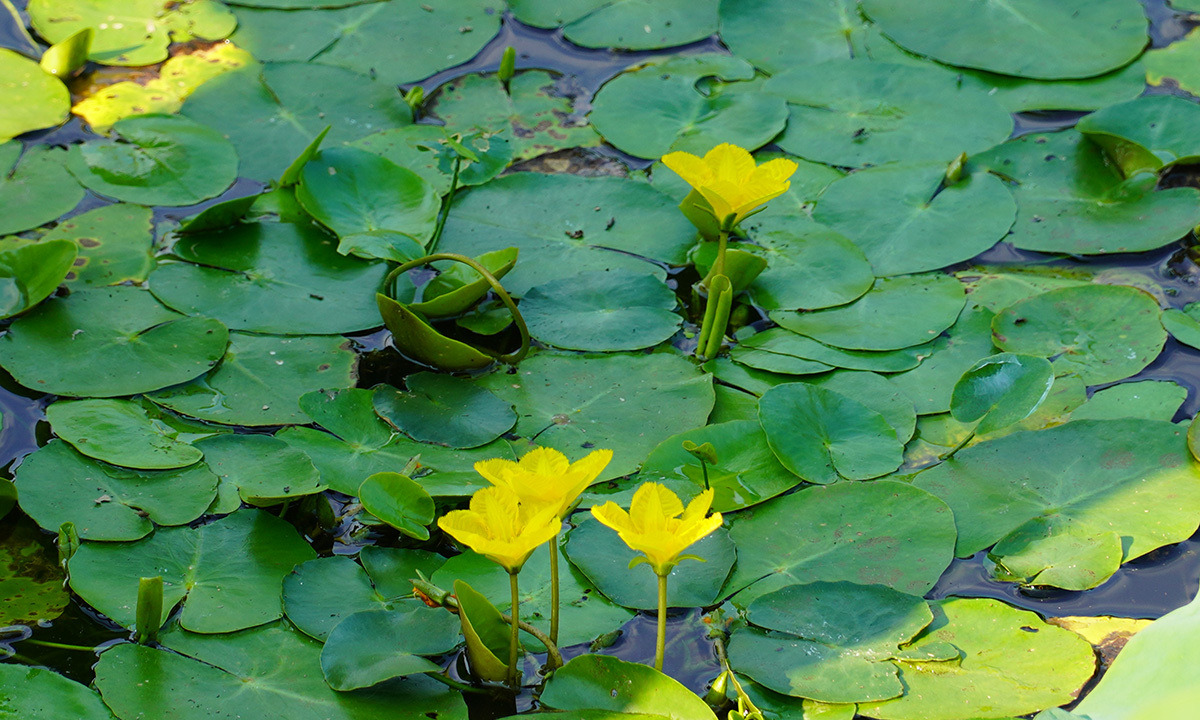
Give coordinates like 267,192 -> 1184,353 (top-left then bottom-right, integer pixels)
510,0 -> 719,50
742,221 -> 875,311
373,373 -> 516,449
438,173 -> 693,295
0,286 -> 229,398
0,49 -> 68,142
476,352 -> 714,480
0,664 -> 115,720
182,63 -> 413,181
149,221 -> 388,335
149,332 -> 356,427
813,162 -> 1016,276
1144,27 -> 1200,96
33,204 -> 154,287
722,481 -> 957,603
589,54 -> 788,158
736,329 -> 927,374
0,240 -> 76,319
764,61 -> 1013,167
320,604 -> 459,690
1075,94 -> 1200,175
194,433 -> 324,505
888,306 -> 999,415
538,654 -> 718,719
771,274 -> 966,352
970,130 -> 1200,254
67,114 -> 238,207
950,353 -> 1055,435
45,398 -> 203,470
94,623 -> 467,719
914,419 -> 1200,587
861,0 -> 1147,79
69,510 -> 316,633
0,143 -> 84,236
719,0 -> 871,74
1071,380 -> 1188,422
857,598 -> 1096,720
992,284 -> 1165,385
521,271 -> 681,352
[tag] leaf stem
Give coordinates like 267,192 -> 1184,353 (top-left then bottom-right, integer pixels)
655,573 -> 668,672
939,429 -> 977,460
427,156 -> 461,255
425,670 -> 495,695
23,639 -> 98,652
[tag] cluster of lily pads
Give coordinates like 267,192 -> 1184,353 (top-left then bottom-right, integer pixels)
7,0 -> 1200,718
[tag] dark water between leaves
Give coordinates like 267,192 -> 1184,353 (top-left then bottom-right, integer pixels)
4,0 -> 1200,715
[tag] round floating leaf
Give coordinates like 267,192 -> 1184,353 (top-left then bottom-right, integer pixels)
771,274 -> 966,352
639,420 -> 803,512
296,147 -> 440,242
194,434 -> 324,505
512,0 -> 717,49
737,329 -> 926,374
439,173 -> 693,296
765,61 -> 1012,167
373,373 -> 516,448
67,114 -> 238,207
69,510 -> 316,633
950,353 -> 1054,435
1072,380 -> 1187,422
351,126 -> 513,196
861,0 -> 1147,79
1145,27 -> 1200,96
477,352 -> 714,480
759,382 -> 903,484
149,221 -> 388,335
988,515 -> 1122,590
813,162 -> 1016,276
720,0 -> 871,74
0,286 -> 228,398
1076,95 -> 1200,176
0,49 -> 68,142
564,515 -> 735,610
956,59 -> 1148,113
590,54 -> 788,158
915,419 -> 1200,582
857,598 -> 1096,720
808,370 -> 918,444
36,204 -> 154,287
182,63 -> 413,181
94,623 -> 467,720
888,306 -> 998,415
28,0 -> 235,66
522,271 -> 681,352
0,664 -> 115,720
0,143 -> 85,235
149,332 -> 356,427
429,71 -> 601,162
539,654 -> 719,719
320,605 -> 459,690
0,240 -> 76,319
358,472 -> 435,541
992,285 -> 1165,385
0,518 -> 68,626
742,222 -> 874,311
431,542 -> 633,650
1162,302 -> 1200,350
46,399 -> 203,470
722,481 -> 957,602
971,130 -> 1200,254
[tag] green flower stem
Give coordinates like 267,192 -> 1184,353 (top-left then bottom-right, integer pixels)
508,570 -> 521,690
696,275 -> 733,360
549,534 -> 560,646
384,252 -> 530,364
655,572 -> 668,672
23,639 -> 97,652
713,229 -> 729,278
427,156 -> 461,254
426,671 -> 495,695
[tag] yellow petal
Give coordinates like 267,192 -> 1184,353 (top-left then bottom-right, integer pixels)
474,458 -> 519,490
681,488 -> 715,523
590,501 -> 634,535
676,511 -> 724,553
750,158 -> 799,187
661,150 -> 713,190
703,143 -> 756,185
629,482 -> 684,535
696,186 -> 736,225
518,446 -> 570,476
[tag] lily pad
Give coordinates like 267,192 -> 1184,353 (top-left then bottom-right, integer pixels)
149,332 -> 356,427
429,71 -> 601,162
589,54 -> 788,158
94,623 -> 467,719
970,130 -> 1200,254
0,518 -> 69,626
0,664 -> 115,720
477,352 -> 714,480
510,0 -> 718,50
989,515 -> 1123,590
182,63 -> 414,181
0,49 -> 68,142
67,114 -> 238,207
149,221 -> 388,335
950,353 -> 1054,435
351,125 -> 512,195
722,481 -> 957,602
45,398 -> 203,470
807,370 -> 918,444
373,373 -> 516,449
296,147 -> 440,242
358,472 -> 435,540
538,654 -> 719,719
992,284 -> 1165,385
1071,380 -> 1188,422
764,61 -> 1013,167
741,222 -> 875,312
0,143 -> 85,235
377,294 -> 497,371
813,162 -> 1016,276
320,604 -> 459,690
28,0 -> 235,66
0,240 -> 76,319
914,420 -> 1200,587
522,271 -> 681,352
735,329 -> 926,374
194,433 -> 324,505
438,173 -> 692,296
719,0 -> 871,74
759,382 -> 904,484
1075,94 -> 1200,175
69,510 -> 316,633
861,0 -> 1147,79
0,286 -> 229,398
564,516 -> 735,610
771,274 -> 966,352
1144,27 -> 1200,96
888,306 -> 999,415
857,598 -> 1096,720
34,204 -> 154,287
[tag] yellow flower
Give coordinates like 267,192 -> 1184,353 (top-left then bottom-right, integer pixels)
661,143 -> 798,230
437,485 -> 561,573
475,447 -> 613,517
590,483 -> 723,576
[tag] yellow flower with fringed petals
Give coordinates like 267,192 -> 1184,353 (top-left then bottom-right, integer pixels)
661,143 -> 798,230
437,485 -> 561,573
475,447 -> 613,517
590,483 -> 723,576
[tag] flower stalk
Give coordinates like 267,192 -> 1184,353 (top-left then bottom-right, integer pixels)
508,570 -> 521,689
655,572 -> 668,671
